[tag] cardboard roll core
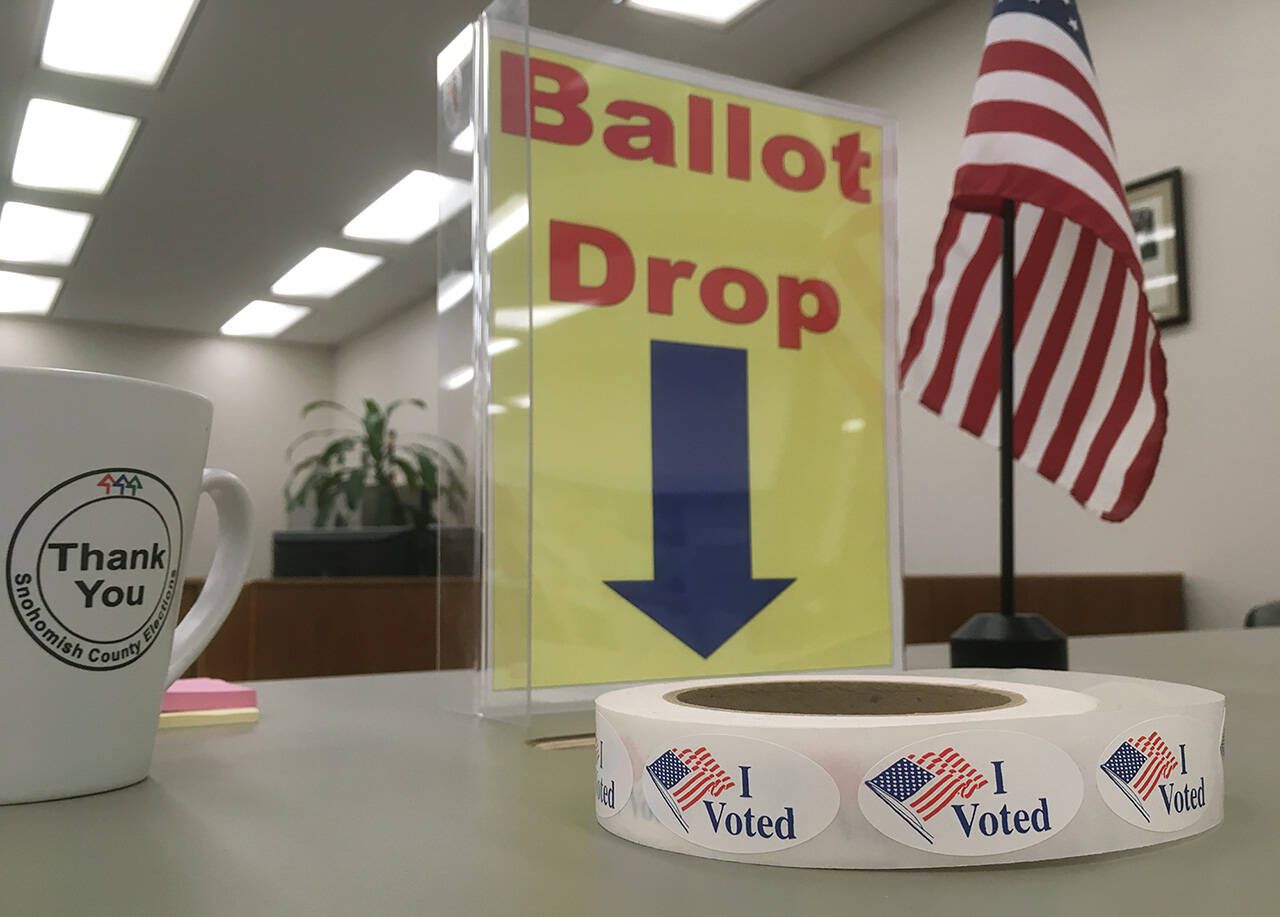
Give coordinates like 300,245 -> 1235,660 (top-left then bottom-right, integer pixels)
670,680 -> 1024,715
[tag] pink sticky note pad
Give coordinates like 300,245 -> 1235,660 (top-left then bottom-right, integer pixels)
163,678 -> 257,713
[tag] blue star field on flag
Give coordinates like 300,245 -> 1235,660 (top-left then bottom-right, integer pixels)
648,750 -> 692,791
1102,742 -> 1146,784
866,758 -> 935,802
994,0 -> 1092,61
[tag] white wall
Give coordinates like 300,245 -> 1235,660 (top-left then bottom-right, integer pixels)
332,299 -> 439,430
808,0 -> 1280,628
333,298 -> 478,525
0,316 -> 333,580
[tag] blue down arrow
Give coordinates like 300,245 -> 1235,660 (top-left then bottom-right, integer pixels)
606,340 -> 795,658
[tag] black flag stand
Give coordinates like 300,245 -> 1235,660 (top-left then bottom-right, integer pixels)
949,199 -> 1069,670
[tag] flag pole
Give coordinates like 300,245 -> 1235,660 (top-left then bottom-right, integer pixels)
999,198 -> 1016,620
948,199 -> 1068,670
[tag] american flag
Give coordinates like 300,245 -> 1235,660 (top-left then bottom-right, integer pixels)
900,0 -> 1167,522
1099,730 -> 1178,822
646,746 -> 736,832
864,747 -> 988,844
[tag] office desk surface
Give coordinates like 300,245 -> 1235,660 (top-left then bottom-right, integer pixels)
2,628 -> 1276,916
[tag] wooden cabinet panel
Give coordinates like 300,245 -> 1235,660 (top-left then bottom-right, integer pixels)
901,574 -> 1185,644
178,573 -> 1183,680
178,577 -> 478,680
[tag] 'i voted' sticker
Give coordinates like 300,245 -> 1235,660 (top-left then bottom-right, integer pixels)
642,734 -> 839,853
1096,715 -> 1220,832
858,730 -> 1083,856
595,714 -> 634,818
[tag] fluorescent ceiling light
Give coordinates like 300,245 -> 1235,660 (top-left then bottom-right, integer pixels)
41,0 -> 200,86
436,25 -> 474,85
220,300 -> 309,337
450,123 -> 475,155
271,247 -> 383,298
437,271 -> 474,314
0,270 -> 62,315
0,202 -> 93,266
442,365 -> 475,390
625,0 -> 767,26
487,403 -> 508,415
12,99 -> 139,194
486,197 -> 528,253
343,170 -> 468,245
488,337 -> 519,356
493,303 -> 587,330
510,394 -> 531,409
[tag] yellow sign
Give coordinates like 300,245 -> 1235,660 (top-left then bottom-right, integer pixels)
487,31 -> 900,691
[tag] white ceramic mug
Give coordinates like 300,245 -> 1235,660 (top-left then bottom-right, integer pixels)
1,367 -> 253,804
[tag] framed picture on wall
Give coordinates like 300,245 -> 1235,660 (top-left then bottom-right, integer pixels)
1125,168 -> 1189,327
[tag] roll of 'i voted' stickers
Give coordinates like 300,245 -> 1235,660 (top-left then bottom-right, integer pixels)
594,670 -> 1224,869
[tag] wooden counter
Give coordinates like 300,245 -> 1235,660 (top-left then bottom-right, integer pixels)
179,573 -> 1183,680
178,576 -> 479,680
902,573 -> 1185,643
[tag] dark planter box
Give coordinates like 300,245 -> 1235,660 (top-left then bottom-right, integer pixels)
272,525 -> 477,578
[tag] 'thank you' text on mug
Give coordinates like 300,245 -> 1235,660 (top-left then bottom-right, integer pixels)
6,469 -> 184,671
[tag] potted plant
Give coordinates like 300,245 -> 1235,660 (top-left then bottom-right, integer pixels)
282,398 -> 468,573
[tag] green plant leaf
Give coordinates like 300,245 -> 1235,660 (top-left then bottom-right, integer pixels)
390,456 -> 420,491
317,435 -> 359,468
285,427 -> 356,460
291,458 -> 361,526
287,397 -> 466,529
445,489 -> 465,520
362,400 -> 387,464
415,452 -> 439,496
284,465 -> 324,509
398,434 -> 467,476
284,453 -> 323,486
302,399 -> 360,421
313,476 -> 339,527
404,443 -> 455,476
343,468 -> 366,511
384,398 -> 427,421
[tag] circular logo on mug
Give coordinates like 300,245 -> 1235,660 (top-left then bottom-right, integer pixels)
6,469 -> 184,671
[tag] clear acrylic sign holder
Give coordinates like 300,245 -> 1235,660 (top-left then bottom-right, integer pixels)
438,1 -> 903,733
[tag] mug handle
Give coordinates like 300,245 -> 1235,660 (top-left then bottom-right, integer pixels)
165,469 -> 254,686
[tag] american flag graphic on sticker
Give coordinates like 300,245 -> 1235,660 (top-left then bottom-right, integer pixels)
864,747 -> 989,845
859,731 -> 1085,856
645,746 -> 736,833
1099,731 -> 1179,823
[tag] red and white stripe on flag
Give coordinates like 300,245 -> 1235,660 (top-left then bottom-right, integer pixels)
899,2 -> 1167,522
